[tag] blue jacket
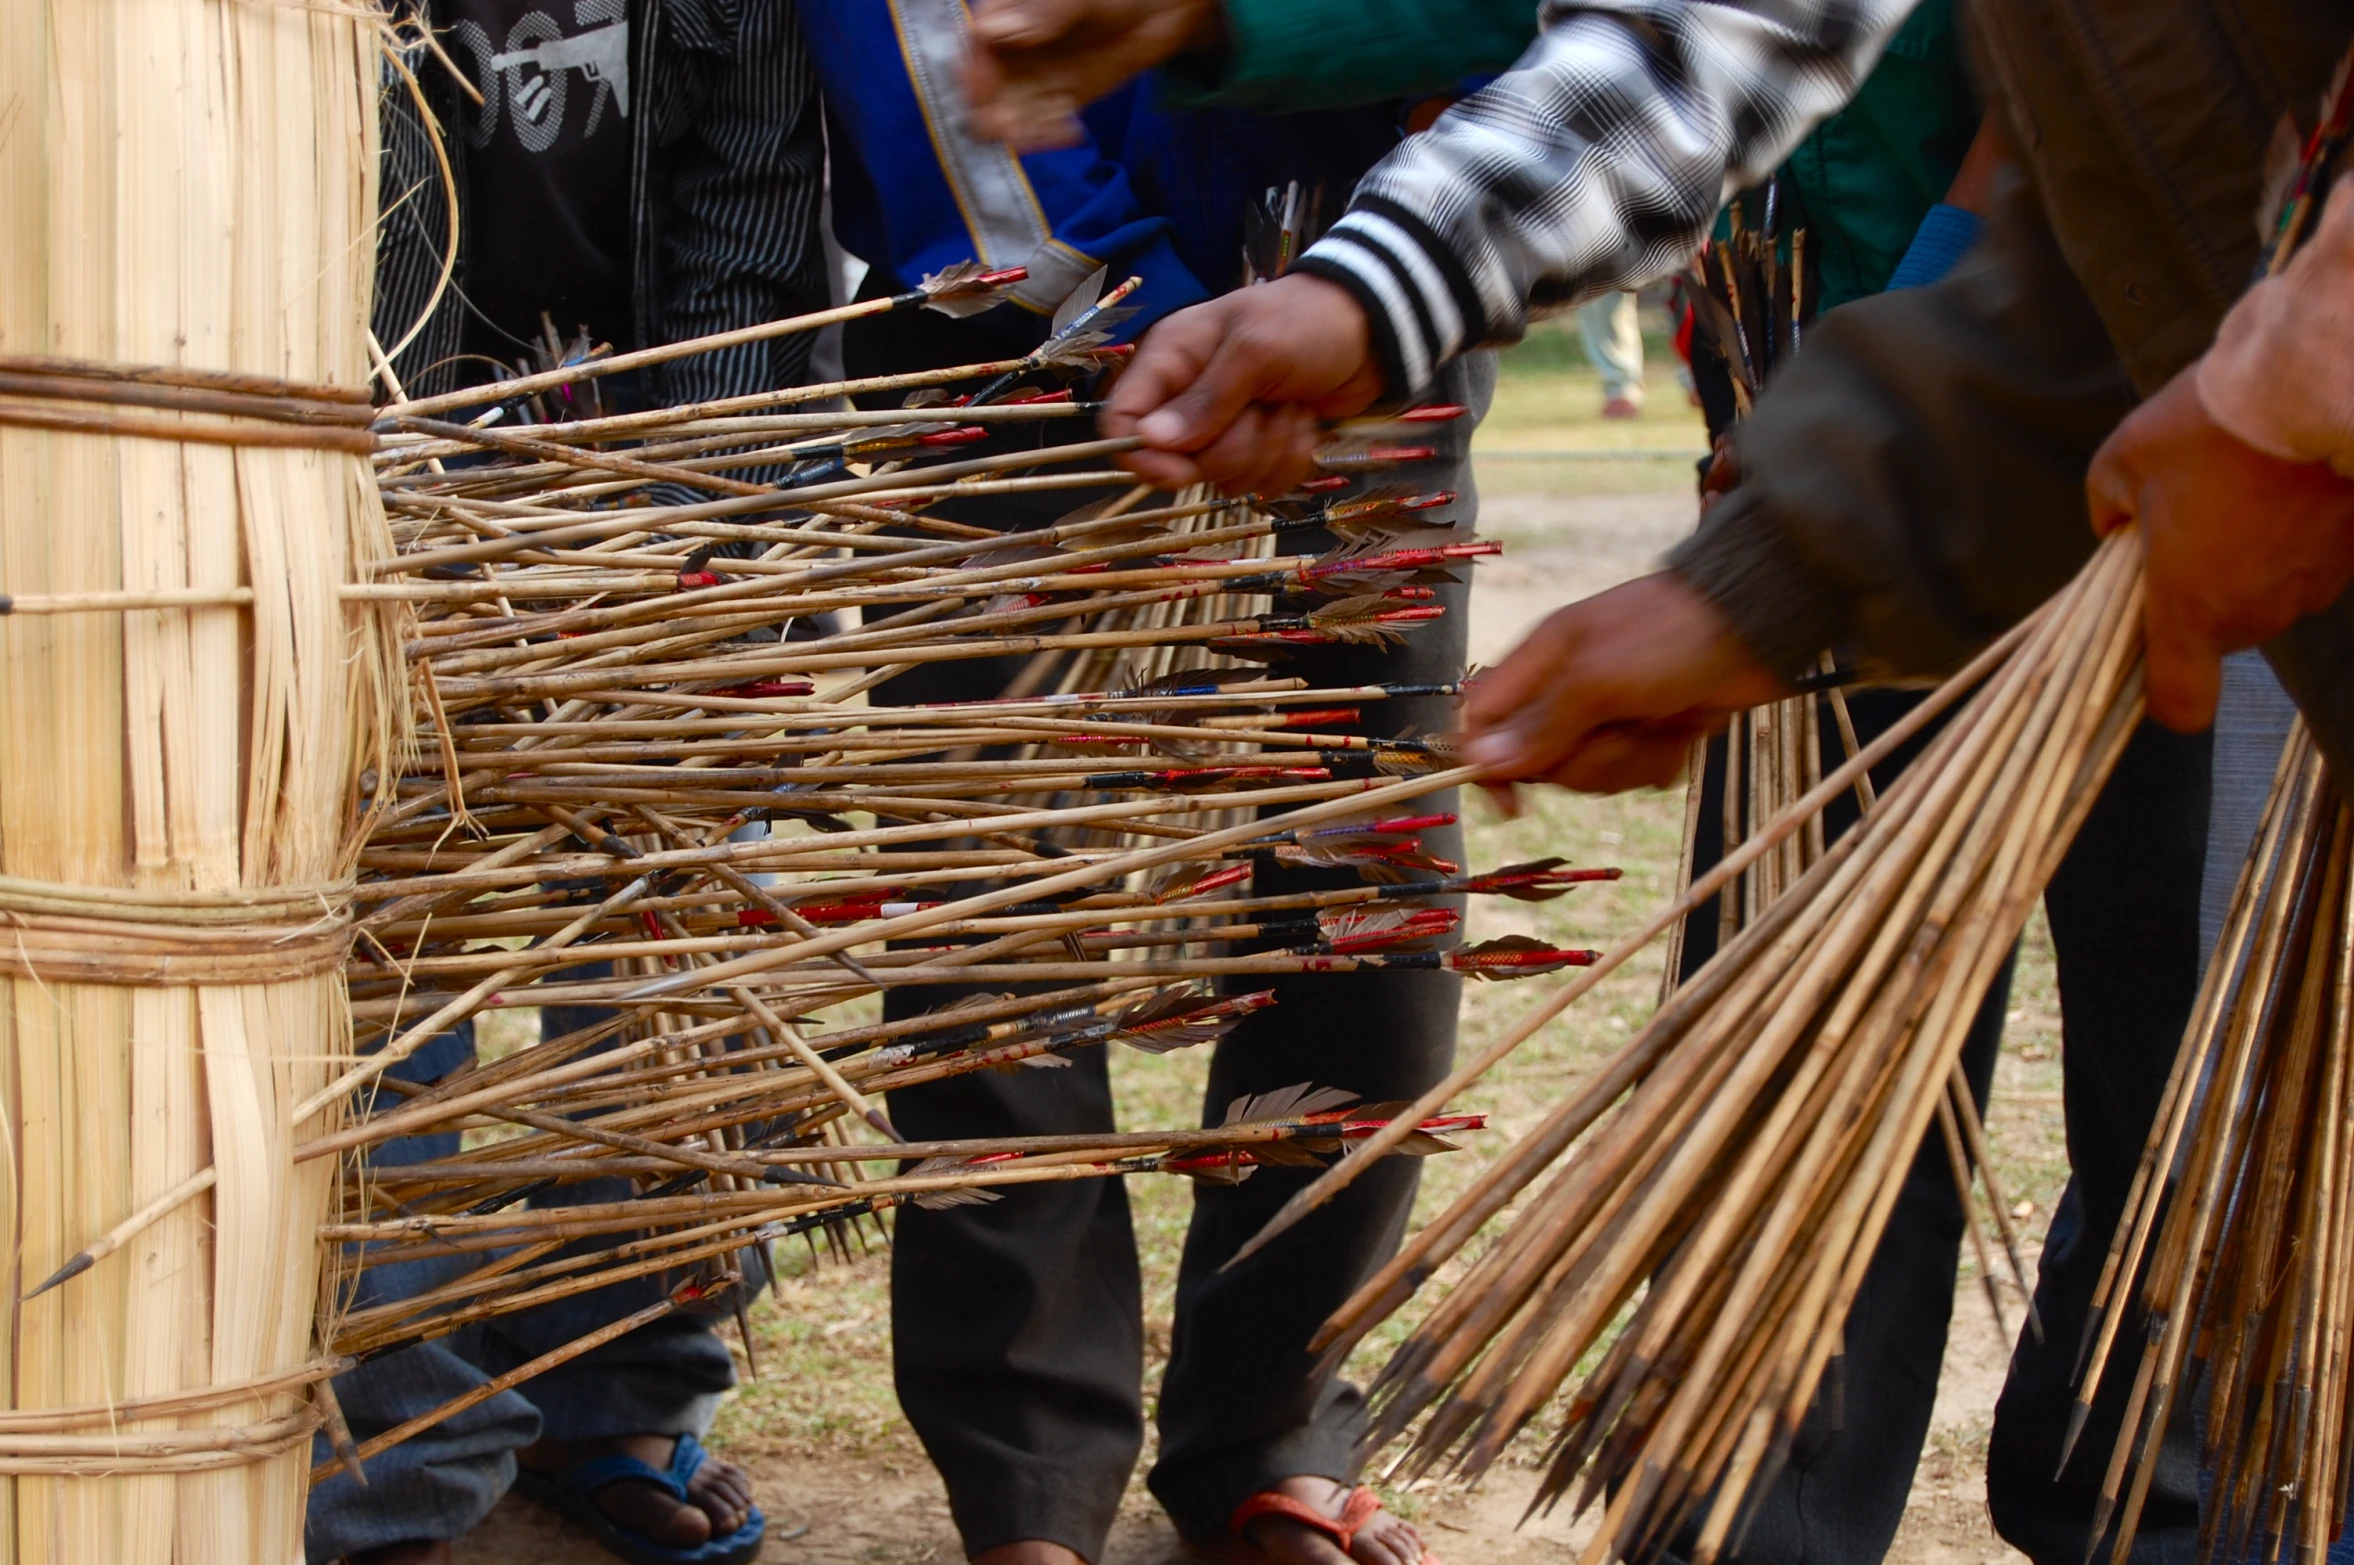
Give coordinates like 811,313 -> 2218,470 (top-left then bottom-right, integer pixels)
799,0 -> 1405,352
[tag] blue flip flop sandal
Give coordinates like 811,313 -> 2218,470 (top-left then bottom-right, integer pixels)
515,1433 -> 771,1565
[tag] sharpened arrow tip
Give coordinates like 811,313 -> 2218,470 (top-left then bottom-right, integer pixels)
2056,1399 -> 2091,1475
22,1250 -> 93,1302
1220,1188 -> 1314,1273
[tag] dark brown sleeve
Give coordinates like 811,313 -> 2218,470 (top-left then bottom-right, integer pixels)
1666,163 -> 2139,680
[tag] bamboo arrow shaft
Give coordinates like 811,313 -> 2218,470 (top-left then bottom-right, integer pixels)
1226,609 -> 2042,1273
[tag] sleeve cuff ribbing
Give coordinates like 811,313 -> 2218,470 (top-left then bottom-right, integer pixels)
1885,203 -> 1983,292
1295,199 -> 1487,402
1292,255 -> 1416,403
1665,491 -> 1852,681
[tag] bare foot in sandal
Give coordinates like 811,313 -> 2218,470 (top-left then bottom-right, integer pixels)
1238,1479 -> 1429,1565
520,1432 -> 756,1548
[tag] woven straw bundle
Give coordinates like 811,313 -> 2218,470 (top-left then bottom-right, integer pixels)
0,1 -> 400,1557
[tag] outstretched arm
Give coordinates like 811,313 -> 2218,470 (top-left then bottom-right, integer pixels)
1462,164 -> 2140,795
962,0 -> 1538,144
1106,0 -> 1918,492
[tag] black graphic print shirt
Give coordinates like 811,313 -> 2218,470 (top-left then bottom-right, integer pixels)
376,0 -> 827,406
445,0 -> 638,361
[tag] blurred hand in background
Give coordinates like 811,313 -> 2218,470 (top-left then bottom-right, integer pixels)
963,0 -> 1225,149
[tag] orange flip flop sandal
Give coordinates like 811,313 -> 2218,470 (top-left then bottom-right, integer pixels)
1196,1485 -> 1442,1565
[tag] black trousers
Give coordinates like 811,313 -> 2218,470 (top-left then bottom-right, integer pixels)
1669,701 -> 2210,1565
1986,720 -> 2211,1565
847,298 -> 1493,1557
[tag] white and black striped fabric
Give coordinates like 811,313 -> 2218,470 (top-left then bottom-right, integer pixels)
1293,0 -> 1919,399
374,0 -> 828,406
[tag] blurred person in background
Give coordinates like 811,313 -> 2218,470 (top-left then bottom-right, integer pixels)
1577,292 -> 1646,418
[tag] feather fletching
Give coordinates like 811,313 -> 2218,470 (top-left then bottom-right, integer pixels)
1222,1082 -> 1360,1127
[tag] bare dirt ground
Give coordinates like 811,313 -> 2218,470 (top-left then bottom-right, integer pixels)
1464,489 -> 1698,664
460,1309 -> 2034,1565
459,373 -> 2066,1565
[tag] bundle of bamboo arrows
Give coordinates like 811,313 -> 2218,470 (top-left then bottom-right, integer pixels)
175,288 -> 1622,1461
2068,721 -> 2351,1565
1652,180 -> 1831,993
1686,184 -> 1816,421
1235,528 -> 2151,1564
341,301 -> 1585,1068
6,241 -> 1628,1482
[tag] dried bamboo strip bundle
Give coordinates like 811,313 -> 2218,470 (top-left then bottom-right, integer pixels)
1281,530 -> 2148,1563
0,1 -> 401,1559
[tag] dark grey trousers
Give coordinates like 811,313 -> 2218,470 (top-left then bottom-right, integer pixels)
847,295 -> 1491,1558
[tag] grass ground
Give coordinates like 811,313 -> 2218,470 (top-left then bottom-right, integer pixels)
459,330 -> 2071,1564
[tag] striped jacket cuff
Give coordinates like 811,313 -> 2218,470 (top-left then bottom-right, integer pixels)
1294,199 -> 1487,401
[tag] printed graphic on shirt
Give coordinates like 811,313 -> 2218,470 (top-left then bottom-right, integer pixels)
443,0 -> 637,360
447,0 -> 630,154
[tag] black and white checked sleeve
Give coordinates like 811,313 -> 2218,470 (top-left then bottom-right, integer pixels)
1293,0 -> 1919,398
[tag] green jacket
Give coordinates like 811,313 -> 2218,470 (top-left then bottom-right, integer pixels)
1771,0 -> 1977,310
1157,0 -> 1534,113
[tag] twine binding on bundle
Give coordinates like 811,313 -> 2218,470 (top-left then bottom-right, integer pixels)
0,352 -> 379,454
0,877 -> 354,985
0,1357 -> 352,1475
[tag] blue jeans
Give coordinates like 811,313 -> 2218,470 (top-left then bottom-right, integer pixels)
306,1010 -> 743,1562
2199,650 -> 2301,961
